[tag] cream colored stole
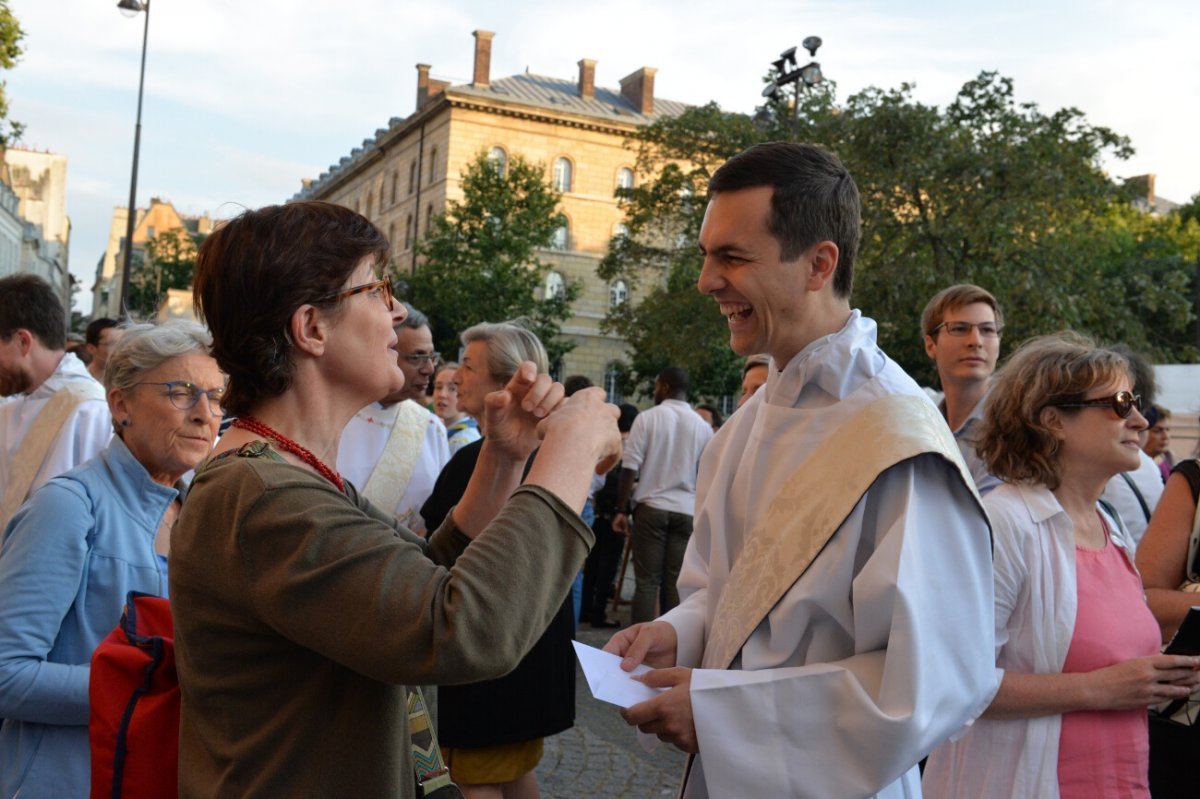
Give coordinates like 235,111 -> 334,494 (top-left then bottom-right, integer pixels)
361,400 -> 429,518
700,393 -> 981,671
1,380 -> 107,532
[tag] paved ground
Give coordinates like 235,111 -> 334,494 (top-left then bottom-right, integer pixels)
535,575 -> 687,798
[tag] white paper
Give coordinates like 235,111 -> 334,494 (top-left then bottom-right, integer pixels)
572,640 -> 663,708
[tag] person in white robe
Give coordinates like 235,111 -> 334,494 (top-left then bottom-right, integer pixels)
605,142 -> 998,799
1,275 -> 111,529
336,303 -> 449,533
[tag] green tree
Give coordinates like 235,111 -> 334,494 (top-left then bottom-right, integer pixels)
404,151 -> 579,365
127,228 -> 204,318
603,71 -> 1197,396
0,1 -> 24,146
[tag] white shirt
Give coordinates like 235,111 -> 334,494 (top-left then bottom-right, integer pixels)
1100,449 -> 1164,548
0,353 -> 111,505
923,482 -> 1136,799
940,390 -> 1001,495
659,311 -> 997,799
622,398 -> 713,516
336,400 -> 449,534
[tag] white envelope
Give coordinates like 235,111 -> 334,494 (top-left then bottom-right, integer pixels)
572,640 -> 663,709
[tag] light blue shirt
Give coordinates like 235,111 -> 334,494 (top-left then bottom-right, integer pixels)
0,435 -> 174,799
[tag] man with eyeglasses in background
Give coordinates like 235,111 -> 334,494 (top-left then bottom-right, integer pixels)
921,284 -> 1004,495
337,301 -> 449,535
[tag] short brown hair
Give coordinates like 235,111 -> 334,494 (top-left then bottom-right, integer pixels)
976,332 -> 1130,489
0,274 -> 66,350
193,201 -> 389,417
921,284 -> 1003,338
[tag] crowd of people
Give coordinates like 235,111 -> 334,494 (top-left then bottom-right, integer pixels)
0,139 -> 1197,799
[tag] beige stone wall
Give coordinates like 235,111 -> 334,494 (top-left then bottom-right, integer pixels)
307,99 -> 661,389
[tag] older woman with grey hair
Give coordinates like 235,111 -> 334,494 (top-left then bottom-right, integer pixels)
420,320 -> 571,799
0,320 -> 224,799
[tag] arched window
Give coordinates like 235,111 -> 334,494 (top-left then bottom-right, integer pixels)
604,363 -> 623,404
609,279 -> 629,308
388,221 -> 397,247
488,146 -> 507,177
551,218 -> 569,250
391,171 -> 399,204
616,167 -> 634,191
544,270 -> 566,300
428,147 -> 438,184
404,214 -> 413,250
365,192 -> 373,219
426,204 -> 434,235
552,157 -> 573,193
408,161 -> 417,195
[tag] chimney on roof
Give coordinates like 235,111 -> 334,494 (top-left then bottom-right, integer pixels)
578,59 -> 597,100
416,63 -> 450,110
472,30 -> 494,88
619,67 -> 657,114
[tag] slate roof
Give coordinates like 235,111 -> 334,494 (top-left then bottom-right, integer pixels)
449,72 -> 689,124
294,72 -> 688,200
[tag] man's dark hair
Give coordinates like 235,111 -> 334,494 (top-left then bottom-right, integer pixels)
397,302 -> 429,332
563,374 -> 593,397
0,274 -> 67,349
657,366 -> 690,397
85,317 -> 121,346
708,142 -> 861,298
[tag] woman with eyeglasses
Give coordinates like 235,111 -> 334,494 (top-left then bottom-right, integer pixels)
171,202 -> 620,799
924,333 -> 1200,799
0,320 -> 223,799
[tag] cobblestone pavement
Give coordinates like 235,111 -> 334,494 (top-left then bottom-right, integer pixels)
536,599 -> 687,799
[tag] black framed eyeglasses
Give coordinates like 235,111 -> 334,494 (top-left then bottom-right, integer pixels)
135,381 -> 226,415
931,320 -> 1003,338
1051,390 -> 1142,419
321,276 -> 395,311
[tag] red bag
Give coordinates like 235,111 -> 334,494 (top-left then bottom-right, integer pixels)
89,592 -> 178,799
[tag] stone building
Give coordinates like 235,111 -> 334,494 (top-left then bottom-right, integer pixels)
92,197 -> 214,319
0,148 -> 72,310
293,30 -> 688,394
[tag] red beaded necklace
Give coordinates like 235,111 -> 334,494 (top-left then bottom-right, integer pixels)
232,415 -> 346,493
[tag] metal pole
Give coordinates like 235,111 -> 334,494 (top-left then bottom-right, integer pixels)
118,1 -> 150,318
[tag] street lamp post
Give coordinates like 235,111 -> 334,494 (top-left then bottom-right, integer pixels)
117,0 -> 150,318
760,36 -> 824,129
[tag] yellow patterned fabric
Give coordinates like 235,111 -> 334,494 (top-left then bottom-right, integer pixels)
701,393 -> 979,670
1,381 -> 106,532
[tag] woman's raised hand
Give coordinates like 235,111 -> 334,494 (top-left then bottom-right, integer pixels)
482,361 -> 566,462
537,386 -> 623,475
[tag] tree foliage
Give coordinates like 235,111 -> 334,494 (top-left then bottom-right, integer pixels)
0,1 -> 24,146
403,151 -> 579,365
602,71 -> 1198,396
127,228 -> 203,318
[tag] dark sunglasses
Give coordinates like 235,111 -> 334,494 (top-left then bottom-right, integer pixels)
1051,390 -> 1142,419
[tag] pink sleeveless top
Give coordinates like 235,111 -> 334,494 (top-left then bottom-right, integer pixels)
1057,527 -> 1159,798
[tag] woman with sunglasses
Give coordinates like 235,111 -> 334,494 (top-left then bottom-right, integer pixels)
171,202 -> 621,799
924,333 -> 1200,799
0,321 -> 223,799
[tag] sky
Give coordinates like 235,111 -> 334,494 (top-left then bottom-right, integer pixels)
7,0 -> 1199,315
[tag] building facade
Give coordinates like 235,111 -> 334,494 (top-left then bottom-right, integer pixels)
92,197 -> 214,319
293,30 -> 687,390
0,148 -> 72,311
